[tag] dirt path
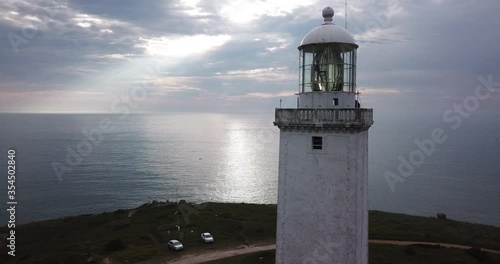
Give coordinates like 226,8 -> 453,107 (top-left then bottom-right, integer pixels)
135,245 -> 275,264
165,244 -> 275,264
143,240 -> 500,264
369,240 -> 500,254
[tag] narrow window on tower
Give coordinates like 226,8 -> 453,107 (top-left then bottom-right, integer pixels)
312,136 -> 323,150
333,98 -> 339,106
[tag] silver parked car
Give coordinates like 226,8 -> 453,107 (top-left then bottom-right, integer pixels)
167,239 -> 184,251
201,232 -> 214,243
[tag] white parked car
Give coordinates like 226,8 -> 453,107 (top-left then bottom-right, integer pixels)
167,240 -> 184,251
201,232 -> 214,243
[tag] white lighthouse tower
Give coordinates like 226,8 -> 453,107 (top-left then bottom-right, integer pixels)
274,7 -> 373,264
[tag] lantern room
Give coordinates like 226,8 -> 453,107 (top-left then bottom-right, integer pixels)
298,7 -> 359,108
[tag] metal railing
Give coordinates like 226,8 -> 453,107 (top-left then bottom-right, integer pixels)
274,108 -> 373,128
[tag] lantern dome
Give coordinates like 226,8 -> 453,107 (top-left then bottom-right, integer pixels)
299,7 -> 357,48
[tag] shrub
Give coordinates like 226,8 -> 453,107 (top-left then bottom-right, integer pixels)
466,247 -> 489,261
404,246 -> 416,256
105,238 -> 125,252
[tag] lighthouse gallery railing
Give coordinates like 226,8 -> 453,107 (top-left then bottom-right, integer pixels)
274,108 -> 373,128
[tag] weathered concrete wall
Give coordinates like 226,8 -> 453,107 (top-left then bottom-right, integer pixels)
275,129 -> 368,264
299,92 -> 356,108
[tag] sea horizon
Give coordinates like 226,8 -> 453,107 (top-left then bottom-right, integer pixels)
1,111 -> 499,226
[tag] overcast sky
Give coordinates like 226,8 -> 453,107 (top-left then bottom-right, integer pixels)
1,0 -> 499,113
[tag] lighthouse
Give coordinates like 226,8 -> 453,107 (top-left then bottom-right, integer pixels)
274,7 -> 373,264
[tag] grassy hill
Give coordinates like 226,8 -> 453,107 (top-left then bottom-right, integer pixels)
1,201 -> 499,263
208,245 -> 500,264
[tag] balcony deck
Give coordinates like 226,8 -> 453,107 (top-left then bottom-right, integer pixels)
274,108 -> 373,131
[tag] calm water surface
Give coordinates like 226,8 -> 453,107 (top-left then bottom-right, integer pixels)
0,112 -> 499,226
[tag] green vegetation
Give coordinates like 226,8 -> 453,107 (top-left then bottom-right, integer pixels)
206,250 -> 275,264
208,245 -> 500,264
370,210 -> 500,251
369,244 -> 500,264
0,202 -> 276,264
0,202 -> 499,264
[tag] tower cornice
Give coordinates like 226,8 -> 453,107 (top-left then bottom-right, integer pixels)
274,108 -> 373,132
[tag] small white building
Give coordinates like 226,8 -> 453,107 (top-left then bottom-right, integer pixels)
274,7 -> 374,264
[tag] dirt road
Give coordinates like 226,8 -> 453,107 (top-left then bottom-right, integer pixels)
142,240 -> 500,264
166,244 -> 275,264
369,240 -> 500,254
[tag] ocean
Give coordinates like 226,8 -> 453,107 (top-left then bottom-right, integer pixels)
0,112 -> 499,226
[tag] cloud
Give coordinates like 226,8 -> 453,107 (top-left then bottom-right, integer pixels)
242,91 -> 296,99
216,67 -> 294,81
136,34 -> 232,58
359,87 -> 403,95
0,0 -> 499,113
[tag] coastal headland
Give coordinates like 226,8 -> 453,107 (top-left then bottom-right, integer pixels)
1,201 -> 499,263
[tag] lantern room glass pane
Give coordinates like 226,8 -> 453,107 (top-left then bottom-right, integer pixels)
299,44 -> 357,93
